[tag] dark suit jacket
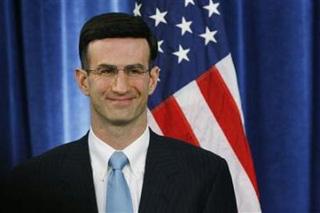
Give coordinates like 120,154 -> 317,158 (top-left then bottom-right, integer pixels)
2,130 -> 237,213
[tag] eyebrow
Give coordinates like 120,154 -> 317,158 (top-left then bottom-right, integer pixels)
97,63 -> 145,68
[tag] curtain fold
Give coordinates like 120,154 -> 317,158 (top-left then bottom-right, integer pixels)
0,0 -> 31,177
311,1 -> 320,211
0,0 -> 319,212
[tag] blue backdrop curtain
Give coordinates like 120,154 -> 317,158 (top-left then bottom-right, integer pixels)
0,0 -> 319,212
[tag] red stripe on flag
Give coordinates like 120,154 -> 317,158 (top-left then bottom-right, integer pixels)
151,96 -> 200,147
197,66 -> 259,195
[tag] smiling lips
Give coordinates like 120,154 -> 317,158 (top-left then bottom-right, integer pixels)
106,96 -> 135,106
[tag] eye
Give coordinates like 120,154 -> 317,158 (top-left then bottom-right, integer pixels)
97,65 -> 117,75
125,65 -> 145,75
128,68 -> 143,74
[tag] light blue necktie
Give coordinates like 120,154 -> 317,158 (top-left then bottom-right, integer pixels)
106,151 -> 133,213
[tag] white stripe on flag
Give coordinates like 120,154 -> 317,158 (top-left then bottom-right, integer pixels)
216,54 -> 245,123
174,80 -> 261,212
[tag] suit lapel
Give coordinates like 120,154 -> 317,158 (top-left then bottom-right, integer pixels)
58,134 -> 98,213
139,130 -> 181,213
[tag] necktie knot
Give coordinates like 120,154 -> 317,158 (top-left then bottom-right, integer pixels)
109,151 -> 128,170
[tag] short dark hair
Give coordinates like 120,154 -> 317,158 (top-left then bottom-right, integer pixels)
79,12 -> 158,69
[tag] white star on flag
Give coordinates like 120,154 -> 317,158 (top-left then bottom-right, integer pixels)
150,8 -> 168,26
158,40 -> 164,53
185,0 -> 195,7
176,17 -> 192,36
203,0 -> 220,17
173,45 -> 190,63
133,3 -> 142,16
199,27 -> 217,45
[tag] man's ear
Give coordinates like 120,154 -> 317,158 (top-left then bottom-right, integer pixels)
148,66 -> 160,95
75,68 -> 90,96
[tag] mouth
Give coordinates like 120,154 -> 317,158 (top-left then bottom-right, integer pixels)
106,97 -> 135,106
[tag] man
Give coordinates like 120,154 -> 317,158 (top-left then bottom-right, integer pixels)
3,13 -> 237,213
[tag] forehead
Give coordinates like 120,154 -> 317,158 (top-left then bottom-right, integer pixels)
87,38 -> 150,66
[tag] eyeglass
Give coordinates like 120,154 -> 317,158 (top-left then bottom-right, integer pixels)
85,64 -> 150,78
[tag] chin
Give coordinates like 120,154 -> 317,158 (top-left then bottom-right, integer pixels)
106,111 -> 146,127
108,118 -> 132,126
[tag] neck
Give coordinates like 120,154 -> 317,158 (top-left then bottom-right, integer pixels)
91,114 -> 148,150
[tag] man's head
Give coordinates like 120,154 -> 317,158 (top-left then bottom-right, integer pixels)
79,12 -> 158,69
75,12 -> 160,129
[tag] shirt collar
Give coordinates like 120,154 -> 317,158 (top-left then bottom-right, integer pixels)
122,127 -> 150,175
88,126 -> 150,180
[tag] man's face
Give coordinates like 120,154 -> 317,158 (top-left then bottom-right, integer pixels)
76,38 -> 159,127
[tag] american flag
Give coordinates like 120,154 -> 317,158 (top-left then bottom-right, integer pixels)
134,0 -> 261,211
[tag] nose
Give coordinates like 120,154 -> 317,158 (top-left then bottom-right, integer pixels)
111,70 -> 129,94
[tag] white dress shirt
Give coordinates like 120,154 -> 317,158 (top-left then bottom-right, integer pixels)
88,127 -> 150,213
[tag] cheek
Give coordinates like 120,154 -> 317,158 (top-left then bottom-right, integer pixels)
88,79 -> 110,97
139,84 -> 152,106
136,80 -> 151,96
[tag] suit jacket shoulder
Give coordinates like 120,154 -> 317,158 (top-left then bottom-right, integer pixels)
148,131 -> 231,181
2,134 -> 98,213
139,131 -> 237,213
